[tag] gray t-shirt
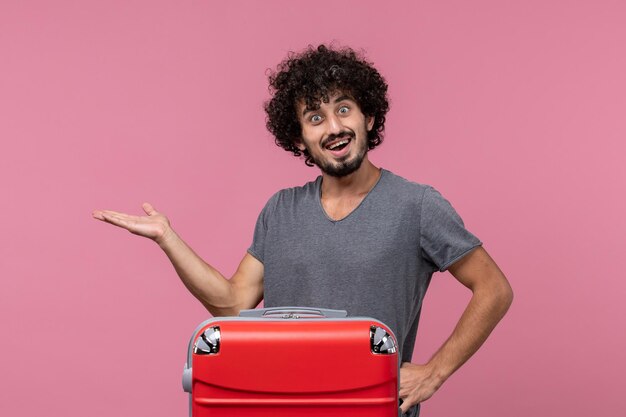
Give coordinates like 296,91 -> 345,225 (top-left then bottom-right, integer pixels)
248,169 -> 482,363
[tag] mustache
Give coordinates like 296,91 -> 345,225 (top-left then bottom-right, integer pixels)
322,130 -> 355,148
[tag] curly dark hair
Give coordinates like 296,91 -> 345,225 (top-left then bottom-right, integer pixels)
264,44 -> 390,166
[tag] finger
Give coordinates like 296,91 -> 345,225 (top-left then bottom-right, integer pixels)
100,212 -> 134,229
142,202 -> 157,216
399,397 -> 417,414
97,209 -> 130,218
101,210 -> 143,222
94,210 -> 130,222
100,212 -> 126,222
100,211 -> 125,224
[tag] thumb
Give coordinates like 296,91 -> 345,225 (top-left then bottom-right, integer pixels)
142,202 -> 158,216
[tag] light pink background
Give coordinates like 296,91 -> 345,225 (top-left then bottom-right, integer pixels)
1,1 -> 624,416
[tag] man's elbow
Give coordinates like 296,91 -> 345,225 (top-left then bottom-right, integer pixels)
495,275 -> 514,315
476,271 -> 513,317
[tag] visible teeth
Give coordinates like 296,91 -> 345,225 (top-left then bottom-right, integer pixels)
328,139 -> 349,150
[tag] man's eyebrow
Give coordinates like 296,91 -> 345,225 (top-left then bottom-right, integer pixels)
302,106 -> 317,117
334,95 -> 353,103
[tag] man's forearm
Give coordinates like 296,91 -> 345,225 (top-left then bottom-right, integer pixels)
157,227 -> 235,315
426,279 -> 513,383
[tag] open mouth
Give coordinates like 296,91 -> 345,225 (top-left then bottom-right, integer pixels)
325,138 -> 351,151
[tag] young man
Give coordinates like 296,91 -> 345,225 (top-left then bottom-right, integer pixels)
93,45 -> 513,416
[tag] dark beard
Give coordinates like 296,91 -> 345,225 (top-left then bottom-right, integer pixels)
315,151 -> 366,177
307,138 -> 367,177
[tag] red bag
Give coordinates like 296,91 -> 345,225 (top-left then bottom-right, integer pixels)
183,307 -> 400,416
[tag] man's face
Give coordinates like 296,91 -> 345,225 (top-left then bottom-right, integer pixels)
296,92 -> 374,177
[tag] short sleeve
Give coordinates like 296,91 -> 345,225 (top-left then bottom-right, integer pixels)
420,186 -> 482,272
247,192 -> 279,264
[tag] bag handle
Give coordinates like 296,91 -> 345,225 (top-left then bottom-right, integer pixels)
239,306 -> 348,319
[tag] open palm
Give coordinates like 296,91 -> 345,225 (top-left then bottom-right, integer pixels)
92,203 -> 171,243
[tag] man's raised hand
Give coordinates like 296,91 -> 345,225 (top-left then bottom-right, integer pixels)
92,203 -> 173,245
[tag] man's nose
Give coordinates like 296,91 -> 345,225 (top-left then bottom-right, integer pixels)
326,113 -> 343,135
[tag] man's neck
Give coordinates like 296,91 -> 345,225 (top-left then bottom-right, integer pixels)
320,158 -> 381,199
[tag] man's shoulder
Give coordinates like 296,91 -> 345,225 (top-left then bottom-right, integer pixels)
272,176 -> 320,201
259,176 -> 321,214
379,169 -> 433,199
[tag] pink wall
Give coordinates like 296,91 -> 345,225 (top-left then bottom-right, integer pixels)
1,1 -> 624,415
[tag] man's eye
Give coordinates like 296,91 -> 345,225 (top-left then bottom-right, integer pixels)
338,106 -> 350,114
310,115 -> 322,123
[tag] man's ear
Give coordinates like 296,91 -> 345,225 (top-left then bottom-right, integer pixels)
366,116 -> 375,132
